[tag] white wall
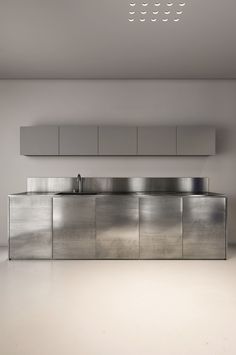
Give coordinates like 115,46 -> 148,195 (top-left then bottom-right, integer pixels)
0,80 -> 236,246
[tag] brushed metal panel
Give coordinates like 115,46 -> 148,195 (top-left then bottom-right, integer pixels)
96,196 -> 139,259
9,196 -> 52,259
27,177 -> 77,192
177,126 -> 216,156
53,196 -> 96,259
183,197 -> 226,259
27,177 -> 208,194
137,126 -> 177,155
140,196 -> 182,259
83,177 -> 208,194
59,126 -> 98,155
98,126 -> 137,155
20,126 -> 59,156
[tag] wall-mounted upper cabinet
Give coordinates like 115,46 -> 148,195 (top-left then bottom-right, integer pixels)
20,126 -> 59,156
137,126 -> 177,155
20,125 -> 216,156
59,126 -> 98,155
177,126 -> 216,156
98,126 -> 137,155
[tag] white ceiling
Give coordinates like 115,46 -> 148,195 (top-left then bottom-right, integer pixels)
0,0 -> 236,79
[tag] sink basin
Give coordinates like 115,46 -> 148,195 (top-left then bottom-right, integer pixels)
56,192 -> 98,195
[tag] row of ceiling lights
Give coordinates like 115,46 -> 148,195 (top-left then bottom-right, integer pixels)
128,2 -> 186,22
129,2 -> 186,6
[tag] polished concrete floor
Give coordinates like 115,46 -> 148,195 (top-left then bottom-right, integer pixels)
0,246 -> 236,355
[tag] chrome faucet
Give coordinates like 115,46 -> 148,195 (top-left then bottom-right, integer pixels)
76,174 -> 82,193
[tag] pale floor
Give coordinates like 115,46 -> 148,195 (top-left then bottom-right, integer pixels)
0,247 -> 236,355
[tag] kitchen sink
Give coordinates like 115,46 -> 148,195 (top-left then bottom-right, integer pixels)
56,192 -> 98,195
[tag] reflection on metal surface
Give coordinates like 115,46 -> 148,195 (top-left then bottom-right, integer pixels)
27,177 -> 77,192
9,195 -> 52,259
140,196 -> 182,259
96,196 -> 139,259
82,177 -> 208,194
183,197 -> 226,259
53,196 -> 96,259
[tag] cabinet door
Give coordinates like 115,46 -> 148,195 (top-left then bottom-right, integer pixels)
59,126 -> 98,155
99,126 -> 137,155
20,126 -> 59,155
140,196 -> 182,259
177,126 -> 215,155
183,197 -> 226,259
9,196 -> 52,259
138,126 -> 176,155
53,196 -> 96,259
96,196 -> 139,259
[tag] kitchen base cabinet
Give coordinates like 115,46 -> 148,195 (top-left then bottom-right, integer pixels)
183,197 -> 226,259
53,196 -> 96,259
9,192 -> 227,260
140,197 -> 182,259
9,195 -> 52,259
96,196 -> 139,259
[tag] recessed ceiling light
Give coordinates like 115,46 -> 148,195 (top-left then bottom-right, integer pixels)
127,1 -> 186,23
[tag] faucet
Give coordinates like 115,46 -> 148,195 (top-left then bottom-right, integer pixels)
76,174 -> 82,193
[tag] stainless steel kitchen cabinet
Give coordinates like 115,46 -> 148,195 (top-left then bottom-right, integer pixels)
98,126 -> 137,155
183,197 -> 226,259
137,126 -> 177,155
96,196 -> 139,259
140,196 -> 182,259
59,126 -> 98,155
9,195 -> 52,259
20,126 -> 59,155
177,126 -> 215,155
53,196 -> 96,259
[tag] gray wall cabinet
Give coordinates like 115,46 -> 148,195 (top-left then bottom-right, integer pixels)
177,126 -> 216,155
20,126 -> 59,155
140,196 -> 182,259
96,196 -> 139,259
53,196 -> 96,259
98,126 -> 137,155
183,197 -> 226,259
59,126 -> 98,155
138,126 -> 177,155
20,125 -> 216,156
9,195 -> 52,259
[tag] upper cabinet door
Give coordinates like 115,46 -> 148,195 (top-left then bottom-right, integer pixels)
177,126 -> 216,156
137,126 -> 177,155
20,126 -> 59,156
59,126 -> 98,155
99,126 -> 137,155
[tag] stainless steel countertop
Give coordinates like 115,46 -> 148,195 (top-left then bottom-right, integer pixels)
9,192 -> 226,197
